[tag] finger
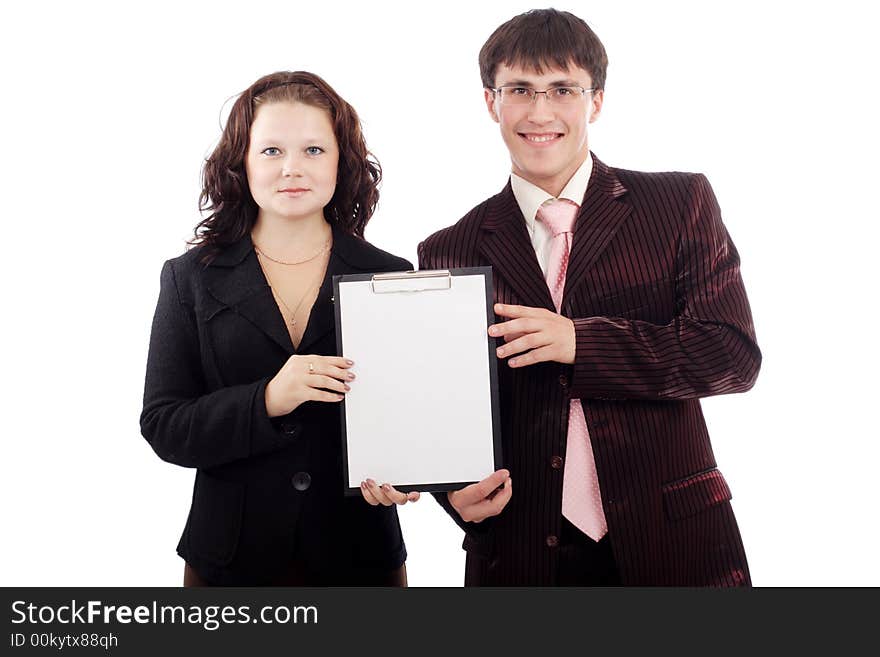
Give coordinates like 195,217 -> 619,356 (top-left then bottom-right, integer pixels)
360,481 -> 380,505
311,356 -> 354,370
492,476 -> 513,510
380,483 -> 411,505
458,469 -> 510,505
497,332 -> 550,359
310,389 -> 345,403
366,479 -> 394,506
323,365 -> 356,382
311,375 -> 350,393
469,476 -> 513,520
406,491 -> 420,503
306,360 -> 354,381
508,345 -> 556,368
494,303 -> 545,319
488,318 -> 534,338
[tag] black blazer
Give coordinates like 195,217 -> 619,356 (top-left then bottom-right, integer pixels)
141,225 -> 412,585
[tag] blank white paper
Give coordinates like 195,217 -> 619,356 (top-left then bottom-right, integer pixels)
338,272 -> 497,490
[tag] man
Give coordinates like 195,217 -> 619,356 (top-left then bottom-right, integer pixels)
418,9 -> 761,586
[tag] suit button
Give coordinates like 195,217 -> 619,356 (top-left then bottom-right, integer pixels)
281,423 -> 298,437
558,374 -> 569,387
292,472 -> 312,491
551,456 -> 563,470
546,535 -> 559,548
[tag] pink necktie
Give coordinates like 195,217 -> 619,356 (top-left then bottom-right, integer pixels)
537,199 -> 608,541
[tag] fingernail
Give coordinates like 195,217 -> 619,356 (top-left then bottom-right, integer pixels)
367,479 -> 376,487
509,358 -> 517,367
488,326 -> 498,336
381,484 -> 390,492
497,347 -> 505,357
344,384 -> 351,391
347,372 -> 356,380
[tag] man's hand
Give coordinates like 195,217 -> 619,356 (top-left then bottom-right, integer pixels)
448,469 -> 512,523
489,303 -> 575,367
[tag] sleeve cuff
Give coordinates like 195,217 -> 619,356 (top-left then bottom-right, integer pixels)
249,378 -> 303,456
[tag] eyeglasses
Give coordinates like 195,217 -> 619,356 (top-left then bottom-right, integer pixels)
489,85 -> 594,105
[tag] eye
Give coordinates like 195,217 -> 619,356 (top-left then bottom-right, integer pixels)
261,147 -> 281,156
509,87 -> 531,96
554,87 -> 575,96
306,146 -> 325,156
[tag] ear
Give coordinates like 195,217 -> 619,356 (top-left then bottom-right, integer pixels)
588,89 -> 604,124
484,88 -> 500,123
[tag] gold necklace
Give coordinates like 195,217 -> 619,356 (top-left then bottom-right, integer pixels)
253,237 -> 331,266
260,251 -> 329,329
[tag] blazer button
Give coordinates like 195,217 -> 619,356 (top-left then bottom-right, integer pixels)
281,423 -> 298,437
551,455 -> 563,470
558,374 -> 569,387
292,472 -> 312,491
546,535 -> 559,548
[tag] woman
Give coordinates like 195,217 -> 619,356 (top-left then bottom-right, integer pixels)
141,71 -> 418,586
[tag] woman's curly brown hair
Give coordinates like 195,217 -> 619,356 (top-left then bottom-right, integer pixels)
192,71 -> 381,255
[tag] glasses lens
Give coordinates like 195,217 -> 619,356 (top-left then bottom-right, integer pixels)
549,87 -> 581,104
500,87 -> 533,104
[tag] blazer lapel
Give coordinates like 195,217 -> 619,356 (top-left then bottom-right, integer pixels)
296,225 -> 391,354
564,154 -> 632,309
478,182 -> 554,311
204,235 -> 295,356
295,248 -> 338,355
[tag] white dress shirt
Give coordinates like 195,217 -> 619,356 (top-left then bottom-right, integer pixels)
510,154 -> 593,277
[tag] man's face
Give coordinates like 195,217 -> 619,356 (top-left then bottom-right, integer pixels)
485,63 -> 603,197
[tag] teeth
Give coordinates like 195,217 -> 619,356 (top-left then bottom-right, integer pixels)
524,134 -> 558,143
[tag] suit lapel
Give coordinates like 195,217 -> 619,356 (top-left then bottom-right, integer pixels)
564,155 -> 631,309
478,182 -> 554,311
295,248 -> 338,355
204,235 -> 295,355
297,225 -> 393,354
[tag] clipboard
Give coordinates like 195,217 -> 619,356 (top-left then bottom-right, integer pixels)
333,267 -> 502,495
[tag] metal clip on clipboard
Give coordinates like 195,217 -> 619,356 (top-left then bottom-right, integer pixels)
370,269 -> 452,294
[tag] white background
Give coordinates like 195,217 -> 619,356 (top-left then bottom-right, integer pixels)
1,0 -> 877,586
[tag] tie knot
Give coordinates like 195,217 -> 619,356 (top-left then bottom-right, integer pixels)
537,199 -> 579,237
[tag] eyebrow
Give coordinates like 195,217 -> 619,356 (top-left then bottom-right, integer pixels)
253,136 -> 329,144
498,79 -> 582,87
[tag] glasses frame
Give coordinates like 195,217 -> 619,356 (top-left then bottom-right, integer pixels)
489,85 -> 595,105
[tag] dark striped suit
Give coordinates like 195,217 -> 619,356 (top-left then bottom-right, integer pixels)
418,154 -> 760,586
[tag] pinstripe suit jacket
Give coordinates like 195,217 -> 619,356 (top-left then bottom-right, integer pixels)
418,154 -> 760,586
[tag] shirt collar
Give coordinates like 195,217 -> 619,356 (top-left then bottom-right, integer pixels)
511,154 -> 592,236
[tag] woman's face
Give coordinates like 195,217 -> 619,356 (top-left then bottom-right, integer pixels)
245,101 -> 339,225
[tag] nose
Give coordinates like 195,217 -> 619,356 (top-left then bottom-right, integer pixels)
526,92 -> 555,123
281,154 -> 303,177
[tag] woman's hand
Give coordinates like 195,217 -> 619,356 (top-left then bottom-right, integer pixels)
265,355 -> 355,417
360,479 -> 421,506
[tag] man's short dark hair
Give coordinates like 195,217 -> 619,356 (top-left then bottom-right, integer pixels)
479,8 -> 608,90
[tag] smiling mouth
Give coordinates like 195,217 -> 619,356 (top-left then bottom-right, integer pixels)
520,133 -> 563,143
279,188 -> 309,194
